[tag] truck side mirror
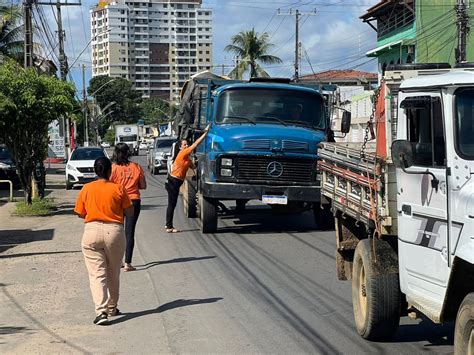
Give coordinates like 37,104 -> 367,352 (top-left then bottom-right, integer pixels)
340,111 -> 351,134
391,140 -> 414,169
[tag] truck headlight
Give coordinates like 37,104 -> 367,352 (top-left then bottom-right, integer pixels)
221,158 -> 233,167
220,168 -> 233,177
67,164 -> 77,172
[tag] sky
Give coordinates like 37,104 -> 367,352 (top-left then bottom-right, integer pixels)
26,0 -> 380,98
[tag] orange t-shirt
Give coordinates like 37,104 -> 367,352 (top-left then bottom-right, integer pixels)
109,162 -> 144,200
74,180 -> 132,224
171,146 -> 193,180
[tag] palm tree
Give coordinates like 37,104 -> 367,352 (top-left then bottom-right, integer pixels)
224,28 -> 282,79
0,4 -> 24,63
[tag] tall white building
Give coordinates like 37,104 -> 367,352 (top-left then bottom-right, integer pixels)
90,0 -> 213,101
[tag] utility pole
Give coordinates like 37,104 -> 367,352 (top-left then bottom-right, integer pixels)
455,0 -> 470,64
82,64 -> 89,146
37,0 -> 81,159
23,0 -> 34,68
278,8 -> 316,81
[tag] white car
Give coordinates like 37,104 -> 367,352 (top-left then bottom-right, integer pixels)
147,137 -> 175,175
65,147 -> 108,190
139,141 -> 148,150
100,142 -> 111,148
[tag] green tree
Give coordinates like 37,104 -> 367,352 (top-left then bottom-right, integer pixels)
88,75 -> 142,136
0,60 -> 76,203
139,97 -> 173,124
0,3 -> 23,63
224,28 -> 282,79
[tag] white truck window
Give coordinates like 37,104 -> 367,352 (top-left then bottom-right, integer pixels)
404,96 -> 445,167
455,88 -> 474,158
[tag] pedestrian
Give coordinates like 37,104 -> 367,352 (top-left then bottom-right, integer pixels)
74,157 -> 133,325
166,126 -> 210,233
110,143 -> 147,272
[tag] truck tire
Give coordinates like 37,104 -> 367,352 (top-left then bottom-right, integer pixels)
454,292 -> 474,355
352,239 -> 400,340
199,193 -> 217,233
183,180 -> 198,218
313,204 -> 334,230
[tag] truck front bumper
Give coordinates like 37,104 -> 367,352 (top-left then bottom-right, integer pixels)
201,181 -> 321,202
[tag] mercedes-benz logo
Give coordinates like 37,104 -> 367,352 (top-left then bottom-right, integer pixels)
267,161 -> 283,178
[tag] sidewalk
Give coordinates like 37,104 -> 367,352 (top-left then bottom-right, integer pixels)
0,171 -> 170,353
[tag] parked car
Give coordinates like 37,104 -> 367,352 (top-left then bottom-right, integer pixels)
139,141 -> 148,150
100,142 -> 111,148
0,145 -> 20,188
147,136 -> 176,175
65,147 -> 108,190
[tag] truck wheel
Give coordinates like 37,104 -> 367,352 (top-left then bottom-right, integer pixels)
454,293 -> 474,355
183,180 -> 198,218
313,204 -> 334,230
352,239 -> 400,341
199,193 -> 217,233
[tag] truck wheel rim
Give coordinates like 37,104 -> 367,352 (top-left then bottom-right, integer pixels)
358,264 -> 367,323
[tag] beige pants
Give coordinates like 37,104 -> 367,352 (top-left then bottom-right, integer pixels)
81,221 -> 126,315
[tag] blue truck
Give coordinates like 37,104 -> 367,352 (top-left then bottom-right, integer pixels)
174,72 -> 349,233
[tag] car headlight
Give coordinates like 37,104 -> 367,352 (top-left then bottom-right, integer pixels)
220,168 -> 233,177
221,158 -> 233,167
0,162 -> 11,169
67,164 -> 77,172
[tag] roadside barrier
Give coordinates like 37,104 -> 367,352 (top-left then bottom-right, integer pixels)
0,180 -> 13,201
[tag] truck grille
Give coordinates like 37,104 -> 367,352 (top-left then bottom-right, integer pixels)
242,139 -> 270,150
235,156 -> 315,184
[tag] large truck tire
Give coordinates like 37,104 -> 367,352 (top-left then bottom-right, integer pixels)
199,193 -> 217,233
183,179 -> 198,218
352,239 -> 400,341
454,292 -> 474,355
313,203 -> 335,230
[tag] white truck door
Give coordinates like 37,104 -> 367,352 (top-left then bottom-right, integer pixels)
396,94 -> 451,305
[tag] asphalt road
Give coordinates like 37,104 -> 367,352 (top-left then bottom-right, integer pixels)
132,152 -> 454,354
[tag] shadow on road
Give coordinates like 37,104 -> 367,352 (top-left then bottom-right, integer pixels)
0,326 -> 32,335
0,250 -> 81,259
393,317 -> 454,347
0,229 -> 54,254
135,255 -> 216,270
109,297 -> 223,324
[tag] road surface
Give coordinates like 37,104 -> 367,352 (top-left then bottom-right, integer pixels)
132,153 -> 454,354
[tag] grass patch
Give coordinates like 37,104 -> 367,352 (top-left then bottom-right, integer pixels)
14,198 -> 56,216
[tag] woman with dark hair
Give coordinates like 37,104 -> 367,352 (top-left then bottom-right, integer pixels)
109,143 -> 146,272
166,126 -> 209,233
74,157 -> 133,325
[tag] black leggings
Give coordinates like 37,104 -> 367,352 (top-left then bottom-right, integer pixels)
165,175 -> 183,229
125,199 -> 141,263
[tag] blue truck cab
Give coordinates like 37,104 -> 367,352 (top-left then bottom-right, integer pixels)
175,73 -> 338,233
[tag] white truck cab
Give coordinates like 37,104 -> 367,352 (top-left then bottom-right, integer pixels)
318,64 -> 474,354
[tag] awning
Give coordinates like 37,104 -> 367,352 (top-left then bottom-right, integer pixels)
366,39 -> 403,57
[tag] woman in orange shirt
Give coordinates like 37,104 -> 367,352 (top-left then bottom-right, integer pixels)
75,157 -> 133,325
110,143 -> 147,272
166,126 -> 209,233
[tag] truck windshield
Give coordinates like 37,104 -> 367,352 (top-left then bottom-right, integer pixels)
456,88 -> 474,158
215,89 -> 325,130
120,135 -> 137,143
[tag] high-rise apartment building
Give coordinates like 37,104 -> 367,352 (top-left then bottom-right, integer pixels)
90,0 -> 213,101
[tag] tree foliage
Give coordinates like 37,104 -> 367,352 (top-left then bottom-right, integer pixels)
0,3 -> 23,63
139,97 -> 174,124
224,28 -> 282,79
0,61 -> 76,203
87,75 -> 142,136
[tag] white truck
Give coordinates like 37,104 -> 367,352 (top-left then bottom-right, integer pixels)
318,63 -> 474,354
115,124 -> 139,155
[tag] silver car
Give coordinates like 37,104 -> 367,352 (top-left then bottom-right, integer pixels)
147,137 -> 176,175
